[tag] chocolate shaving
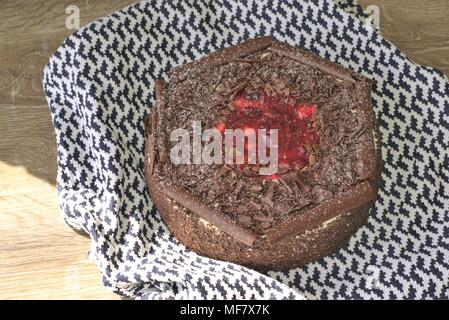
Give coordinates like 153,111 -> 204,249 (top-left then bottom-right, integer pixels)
287,202 -> 308,214
308,154 -> 317,167
248,184 -> 263,193
160,183 -> 258,246
236,205 -> 246,214
248,200 -> 263,211
215,166 -> 228,179
237,215 -> 252,227
350,127 -> 365,140
253,215 -> 274,223
234,181 -> 244,199
261,184 -> 275,208
294,176 -> 309,193
212,71 -> 224,93
278,178 -> 292,193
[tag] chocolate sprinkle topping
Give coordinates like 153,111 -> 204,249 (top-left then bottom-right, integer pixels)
145,37 -> 379,248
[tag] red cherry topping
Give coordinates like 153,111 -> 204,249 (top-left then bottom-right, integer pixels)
215,122 -> 226,134
215,88 -> 319,177
297,104 -> 317,119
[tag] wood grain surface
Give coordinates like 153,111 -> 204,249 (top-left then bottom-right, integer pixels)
0,0 -> 448,299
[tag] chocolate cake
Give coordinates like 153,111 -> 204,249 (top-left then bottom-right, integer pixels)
144,37 -> 381,271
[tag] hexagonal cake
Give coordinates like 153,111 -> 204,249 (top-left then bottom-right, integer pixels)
144,37 -> 381,271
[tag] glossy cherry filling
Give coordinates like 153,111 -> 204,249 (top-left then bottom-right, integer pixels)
215,88 -> 319,178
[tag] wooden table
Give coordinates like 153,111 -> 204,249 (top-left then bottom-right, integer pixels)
1,0 -> 448,299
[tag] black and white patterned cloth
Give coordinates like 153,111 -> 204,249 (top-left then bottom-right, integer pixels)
43,0 -> 449,299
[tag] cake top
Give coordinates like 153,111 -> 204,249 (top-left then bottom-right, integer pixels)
146,37 -> 379,246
